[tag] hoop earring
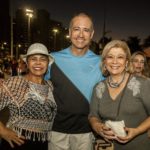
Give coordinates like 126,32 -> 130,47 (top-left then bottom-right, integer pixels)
104,64 -> 107,71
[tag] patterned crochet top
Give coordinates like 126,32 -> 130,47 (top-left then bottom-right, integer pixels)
0,76 -> 57,141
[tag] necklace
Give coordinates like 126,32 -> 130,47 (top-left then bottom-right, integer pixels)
108,72 -> 126,88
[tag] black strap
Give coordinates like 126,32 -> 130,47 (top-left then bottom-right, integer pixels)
113,74 -> 130,120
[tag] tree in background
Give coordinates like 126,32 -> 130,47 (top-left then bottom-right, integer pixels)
126,36 -> 142,54
142,36 -> 150,49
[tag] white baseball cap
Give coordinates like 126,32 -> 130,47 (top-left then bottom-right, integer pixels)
21,43 -> 54,64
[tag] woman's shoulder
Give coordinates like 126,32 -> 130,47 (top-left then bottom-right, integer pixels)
5,76 -> 25,83
4,76 -> 28,90
94,79 -> 106,89
130,74 -> 150,83
94,80 -> 106,98
45,80 -> 53,90
128,75 -> 150,92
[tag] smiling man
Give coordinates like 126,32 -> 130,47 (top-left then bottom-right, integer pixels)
46,13 -> 104,150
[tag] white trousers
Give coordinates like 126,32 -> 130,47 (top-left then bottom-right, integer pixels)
48,131 -> 94,150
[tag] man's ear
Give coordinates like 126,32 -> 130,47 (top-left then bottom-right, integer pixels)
90,30 -> 94,39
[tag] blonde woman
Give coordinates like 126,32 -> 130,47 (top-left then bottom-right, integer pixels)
89,40 -> 150,150
131,51 -> 150,78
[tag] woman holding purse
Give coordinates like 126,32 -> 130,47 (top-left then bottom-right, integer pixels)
89,40 -> 150,150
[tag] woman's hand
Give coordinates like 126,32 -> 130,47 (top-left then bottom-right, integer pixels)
93,122 -> 116,141
89,117 -> 116,141
0,123 -> 25,148
116,127 -> 139,143
101,124 -> 117,141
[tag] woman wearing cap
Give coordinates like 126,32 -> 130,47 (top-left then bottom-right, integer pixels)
0,43 -> 57,150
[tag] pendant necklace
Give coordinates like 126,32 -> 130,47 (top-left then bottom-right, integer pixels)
108,72 -> 126,88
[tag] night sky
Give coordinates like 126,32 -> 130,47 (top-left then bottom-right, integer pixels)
13,0 -> 150,42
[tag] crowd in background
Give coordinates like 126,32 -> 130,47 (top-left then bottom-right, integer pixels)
1,50 -> 150,80
0,55 -> 27,79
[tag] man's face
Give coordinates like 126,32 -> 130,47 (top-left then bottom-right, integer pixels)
69,16 -> 94,51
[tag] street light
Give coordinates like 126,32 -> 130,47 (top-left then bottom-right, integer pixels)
1,42 -> 7,50
26,9 -> 33,46
53,28 -> 58,49
66,35 -> 70,39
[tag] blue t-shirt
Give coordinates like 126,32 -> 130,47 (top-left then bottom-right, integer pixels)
45,47 -> 104,102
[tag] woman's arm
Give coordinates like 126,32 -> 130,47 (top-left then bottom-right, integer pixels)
117,79 -> 150,143
89,116 -> 116,141
89,116 -> 104,134
136,117 -> 150,134
89,84 -> 116,140
0,121 -> 25,148
117,117 -> 150,143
